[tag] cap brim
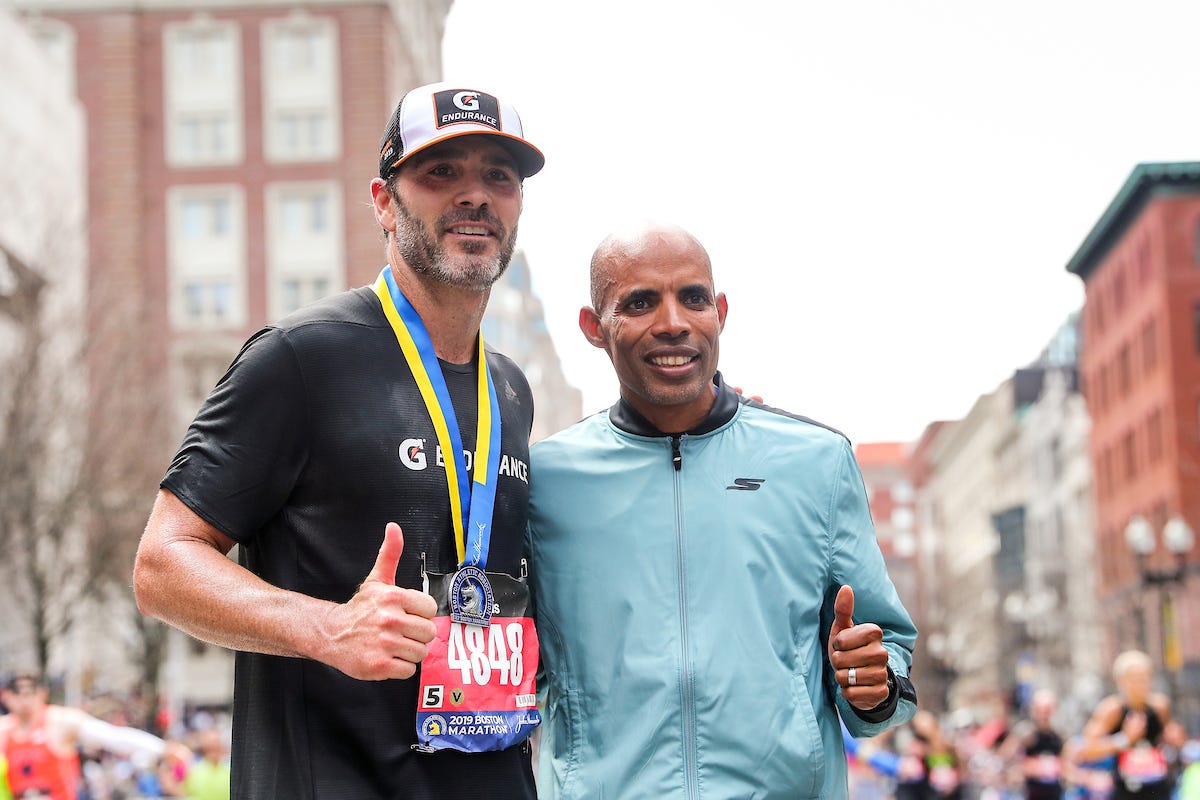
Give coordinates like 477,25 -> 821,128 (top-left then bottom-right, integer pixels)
391,130 -> 545,178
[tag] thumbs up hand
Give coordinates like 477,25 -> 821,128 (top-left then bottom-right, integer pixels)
319,523 -> 438,681
827,585 -> 891,711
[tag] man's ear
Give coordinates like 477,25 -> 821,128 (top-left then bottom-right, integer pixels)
578,306 -> 607,349
716,292 -> 728,333
370,178 -> 396,232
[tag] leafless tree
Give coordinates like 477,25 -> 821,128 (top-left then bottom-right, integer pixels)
0,26 -> 182,724
0,241 -> 95,678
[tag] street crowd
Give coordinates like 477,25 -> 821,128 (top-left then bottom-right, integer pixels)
846,653 -> 1200,799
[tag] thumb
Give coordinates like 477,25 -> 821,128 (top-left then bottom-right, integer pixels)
831,584 -> 855,645
365,522 -> 404,586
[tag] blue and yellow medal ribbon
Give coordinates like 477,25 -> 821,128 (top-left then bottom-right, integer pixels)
373,266 -> 501,568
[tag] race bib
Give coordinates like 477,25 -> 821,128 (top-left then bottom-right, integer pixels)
1025,753 -> 1063,783
897,754 -> 927,782
928,762 -> 960,794
415,569 -> 541,752
1082,767 -> 1115,798
1116,744 -> 1168,790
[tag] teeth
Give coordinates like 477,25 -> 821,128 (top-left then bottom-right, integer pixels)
651,355 -> 692,366
451,226 -> 489,236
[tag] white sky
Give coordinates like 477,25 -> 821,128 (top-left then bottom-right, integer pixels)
442,1 -> 1200,443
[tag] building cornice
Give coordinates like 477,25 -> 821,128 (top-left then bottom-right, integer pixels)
1066,161 -> 1200,280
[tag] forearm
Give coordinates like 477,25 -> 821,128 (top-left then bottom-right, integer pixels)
134,537 -> 334,659
133,490 -> 338,662
76,716 -> 165,765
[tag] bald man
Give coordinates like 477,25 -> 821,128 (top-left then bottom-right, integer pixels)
527,224 -> 918,799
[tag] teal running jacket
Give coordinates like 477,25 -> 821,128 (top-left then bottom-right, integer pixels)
528,374 -> 918,799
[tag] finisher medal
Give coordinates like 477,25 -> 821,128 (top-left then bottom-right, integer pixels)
450,565 -> 494,627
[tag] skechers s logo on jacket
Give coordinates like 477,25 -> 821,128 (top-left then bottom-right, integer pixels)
726,478 -> 766,491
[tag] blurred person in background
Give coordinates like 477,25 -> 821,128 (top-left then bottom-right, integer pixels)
0,674 -> 183,800
1177,739 -> 1200,800
179,729 -> 230,800
1061,733 -> 1115,800
1001,688 -> 1067,799
1082,650 -> 1184,799
0,753 -> 12,800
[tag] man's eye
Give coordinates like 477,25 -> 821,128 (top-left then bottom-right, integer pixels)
488,169 -> 515,182
685,293 -> 710,306
429,164 -> 453,176
628,299 -> 649,311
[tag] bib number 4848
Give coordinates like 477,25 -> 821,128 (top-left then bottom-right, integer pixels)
446,621 -> 524,685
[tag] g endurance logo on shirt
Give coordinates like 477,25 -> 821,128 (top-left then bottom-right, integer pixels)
434,89 -> 501,130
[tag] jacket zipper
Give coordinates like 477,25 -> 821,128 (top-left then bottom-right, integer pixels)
671,434 -> 697,798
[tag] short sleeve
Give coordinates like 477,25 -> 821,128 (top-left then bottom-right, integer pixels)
161,326 -> 309,543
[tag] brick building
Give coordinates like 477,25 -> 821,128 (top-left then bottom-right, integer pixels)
1067,161 -> 1200,728
16,0 -> 450,457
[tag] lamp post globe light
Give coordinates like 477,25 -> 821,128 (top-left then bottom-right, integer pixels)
1124,515 -> 1156,557
1164,516 -> 1196,557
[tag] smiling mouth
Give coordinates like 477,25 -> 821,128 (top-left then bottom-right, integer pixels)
447,225 -> 492,237
649,355 -> 697,367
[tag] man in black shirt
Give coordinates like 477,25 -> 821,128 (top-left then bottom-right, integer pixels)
133,82 -> 544,799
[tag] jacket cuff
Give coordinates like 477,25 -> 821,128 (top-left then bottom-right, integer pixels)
850,666 -> 900,724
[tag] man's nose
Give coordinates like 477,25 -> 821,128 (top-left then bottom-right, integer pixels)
454,173 -> 490,208
652,300 -> 689,338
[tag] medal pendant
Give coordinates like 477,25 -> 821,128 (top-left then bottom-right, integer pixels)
449,565 -> 494,627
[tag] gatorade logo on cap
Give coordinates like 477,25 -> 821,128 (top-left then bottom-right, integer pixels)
434,90 -> 501,131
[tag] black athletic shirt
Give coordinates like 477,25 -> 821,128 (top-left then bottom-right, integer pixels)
1109,704 -> 1171,800
162,285 -> 537,800
1024,727 -> 1065,800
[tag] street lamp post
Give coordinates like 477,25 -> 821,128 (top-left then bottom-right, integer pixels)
1123,514 -> 1195,699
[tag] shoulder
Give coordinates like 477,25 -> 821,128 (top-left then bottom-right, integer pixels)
238,288 -> 389,371
532,410 -> 608,447
737,398 -> 850,444
45,705 -> 88,741
1088,695 -> 1124,725
1148,693 -> 1172,717
733,399 -> 856,473
274,286 -> 384,332
484,348 -> 531,395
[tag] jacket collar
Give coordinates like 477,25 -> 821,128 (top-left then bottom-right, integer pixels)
608,371 -> 739,437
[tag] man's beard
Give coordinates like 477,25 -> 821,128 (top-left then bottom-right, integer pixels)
393,198 -> 517,291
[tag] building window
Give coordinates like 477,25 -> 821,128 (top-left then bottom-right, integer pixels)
1138,237 -> 1152,284
164,19 -> 243,166
168,185 -> 246,328
1148,409 -> 1163,464
265,181 -> 343,320
1092,288 -> 1106,333
180,195 -> 231,238
1122,430 -> 1136,481
1194,302 -> 1200,355
1142,318 -> 1157,374
262,16 -> 340,162
1118,344 -> 1131,396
